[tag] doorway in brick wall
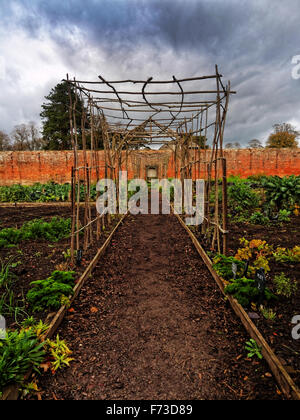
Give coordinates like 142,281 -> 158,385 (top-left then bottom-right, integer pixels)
146,165 -> 158,181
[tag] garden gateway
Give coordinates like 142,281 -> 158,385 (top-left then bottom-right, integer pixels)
95,172 -> 205,225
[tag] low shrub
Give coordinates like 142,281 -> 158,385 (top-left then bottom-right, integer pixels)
224,277 -> 275,307
0,217 -> 71,248
277,209 -> 291,223
212,254 -> 245,280
249,211 -> 270,225
261,175 -> 300,210
273,246 -> 300,263
26,271 -> 75,312
0,329 -> 45,390
273,273 -> 298,298
228,179 -> 260,218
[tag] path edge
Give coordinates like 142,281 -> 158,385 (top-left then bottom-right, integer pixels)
173,211 -> 300,401
1,212 -> 128,401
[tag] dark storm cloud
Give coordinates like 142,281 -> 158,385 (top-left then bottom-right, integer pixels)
10,0 -> 298,62
1,0 -> 300,144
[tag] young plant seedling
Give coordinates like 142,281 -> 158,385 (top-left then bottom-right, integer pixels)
245,339 -> 263,360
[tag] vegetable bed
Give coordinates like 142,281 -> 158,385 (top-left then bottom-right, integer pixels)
0,204 -> 121,397
196,175 -> 300,391
226,217 -> 300,388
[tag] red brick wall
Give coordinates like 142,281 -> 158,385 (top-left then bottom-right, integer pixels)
0,149 -> 299,186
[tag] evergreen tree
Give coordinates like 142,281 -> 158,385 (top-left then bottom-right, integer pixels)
40,81 -> 85,150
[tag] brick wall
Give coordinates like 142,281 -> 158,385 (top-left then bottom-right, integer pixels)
0,149 -> 299,186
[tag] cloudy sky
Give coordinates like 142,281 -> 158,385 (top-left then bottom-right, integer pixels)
0,0 -> 300,146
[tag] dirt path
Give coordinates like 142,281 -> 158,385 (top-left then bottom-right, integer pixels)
37,213 -> 281,400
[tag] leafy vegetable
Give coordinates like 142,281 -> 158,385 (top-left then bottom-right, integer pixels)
26,271 -> 75,312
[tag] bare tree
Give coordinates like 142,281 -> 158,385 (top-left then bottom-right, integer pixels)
28,121 -> 45,150
11,124 -> 31,151
225,142 -> 233,149
233,142 -> 241,148
11,122 -> 44,151
273,123 -> 299,135
248,138 -> 263,148
0,130 -> 11,151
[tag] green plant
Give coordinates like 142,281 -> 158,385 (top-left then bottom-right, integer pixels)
0,217 -> 71,248
27,271 -> 75,312
273,273 -> 298,298
228,179 -> 260,218
60,295 -> 71,308
235,238 -> 273,275
0,257 -> 27,321
261,175 -> 300,210
0,182 -> 73,203
245,339 -> 263,359
0,329 -> 45,390
273,246 -> 300,263
278,209 -> 291,223
260,306 -> 277,321
212,254 -> 245,280
45,335 -> 73,372
62,248 -> 77,260
224,277 -> 275,307
249,211 -> 270,225
0,256 -> 18,288
20,316 -> 36,329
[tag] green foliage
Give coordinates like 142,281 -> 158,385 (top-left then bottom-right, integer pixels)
224,277 -> 275,307
260,306 -> 277,321
0,257 -> 18,288
0,217 -> 71,247
20,316 -> 37,329
273,273 -> 298,298
212,254 -> 245,280
249,211 -> 270,225
0,182 -> 99,203
261,175 -> 300,210
0,182 -> 71,203
26,271 -> 75,312
273,246 -> 300,263
0,257 -> 27,321
245,339 -> 263,360
266,123 -> 299,148
45,335 -> 73,372
234,238 -> 273,275
40,81 -> 86,150
0,329 -> 45,390
228,178 -> 260,218
278,209 -> 291,223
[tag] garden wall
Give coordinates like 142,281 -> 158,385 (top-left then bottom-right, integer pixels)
0,149 -> 299,185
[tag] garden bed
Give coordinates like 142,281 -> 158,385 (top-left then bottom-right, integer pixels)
0,204 -> 121,330
25,212 -> 283,400
195,214 -> 300,390
228,217 -> 300,388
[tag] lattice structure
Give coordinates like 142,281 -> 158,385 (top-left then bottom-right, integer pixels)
66,66 -> 235,262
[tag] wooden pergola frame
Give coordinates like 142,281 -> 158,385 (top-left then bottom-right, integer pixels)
66,66 -> 235,262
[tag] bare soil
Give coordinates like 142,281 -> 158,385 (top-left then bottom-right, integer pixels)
0,205 -> 120,329
228,217 -> 300,388
33,213 -> 282,400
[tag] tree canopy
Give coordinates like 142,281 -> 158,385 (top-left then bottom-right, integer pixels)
11,122 -> 44,151
225,142 -> 241,149
266,123 -> 299,148
40,81 -> 85,150
0,130 -> 11,151
248,138 -> 263,148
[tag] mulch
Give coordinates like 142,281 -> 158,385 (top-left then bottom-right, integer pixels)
32,212 -> 283,400
0,205 -> 120,329
228,217 -> 300,388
